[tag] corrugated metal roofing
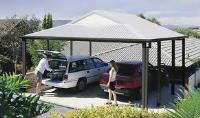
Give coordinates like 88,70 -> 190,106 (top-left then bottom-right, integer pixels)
61,38 -> 200,67
23,10 -> 186,42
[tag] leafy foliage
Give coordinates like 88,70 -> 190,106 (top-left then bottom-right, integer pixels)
137,13 -> 161,25
0,15 -> 40,56
175,28 -> 200,39
43,13 -> 53,29
27,39 -> 64,67
50,106 -> 169,118
27,13 -> 64,67
0,54 -> 13,63
168,89 -> 200,118
147,17 -> 161,25
0,15 -> 41,72
0,74 -> 52,118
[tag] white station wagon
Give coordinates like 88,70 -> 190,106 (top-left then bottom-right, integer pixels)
39,51 -> 109,91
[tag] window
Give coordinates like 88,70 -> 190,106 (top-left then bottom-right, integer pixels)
69,60 -> 85,73
93,58 -> 107,68
117,64 -> 136,76
49,60 -> 67,69
84,59 -> 95,70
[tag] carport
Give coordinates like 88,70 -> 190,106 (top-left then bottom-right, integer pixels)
21,11 -> 187,108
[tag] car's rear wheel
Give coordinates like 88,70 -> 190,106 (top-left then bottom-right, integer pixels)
130,88 -> 141,100
136,88 -> 142,100
76,79 -> 87,91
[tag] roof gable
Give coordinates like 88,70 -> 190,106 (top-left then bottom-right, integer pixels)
73,13 -> 117,27
24,10 -> 186,42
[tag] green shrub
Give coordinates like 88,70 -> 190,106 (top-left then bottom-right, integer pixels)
175,28 -> 200,39
27,40 -> 64,67
168,88 -> 200,118
0,54 -> 13,63
0,73 -> 53,118
50,106 -> 169,118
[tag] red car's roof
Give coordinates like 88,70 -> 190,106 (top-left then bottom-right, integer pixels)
117,61 -> 142,65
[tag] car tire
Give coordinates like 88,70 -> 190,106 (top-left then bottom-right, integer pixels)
76,79 -> 87,91
136,88 -> 142,100
131,88 -> 141,100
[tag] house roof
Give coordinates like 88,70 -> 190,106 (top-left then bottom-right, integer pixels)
61,38 -> 199,67
23,10 -> 186,42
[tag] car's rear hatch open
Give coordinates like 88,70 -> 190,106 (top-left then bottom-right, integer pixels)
37,50 -> 68,81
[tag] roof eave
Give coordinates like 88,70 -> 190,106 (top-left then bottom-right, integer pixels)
21,35 -> 151,43
21,35 -> 188,43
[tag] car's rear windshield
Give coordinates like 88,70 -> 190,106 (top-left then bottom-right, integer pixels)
117,64 -> 140,76
49,60 -> 68,70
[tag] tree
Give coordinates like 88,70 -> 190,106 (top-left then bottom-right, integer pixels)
27,13 -> 64,67
175,28 -> 200,39
42,14 -> 47,29
0,15 -> 41,73
137,13 -> 161,25
137,13 -> 145,19
42,13 -> 53,29
42,13 -> 53,49
147,17 -> 161,25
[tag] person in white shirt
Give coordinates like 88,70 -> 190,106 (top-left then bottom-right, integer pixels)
106,60 -> 118,106
35,53 -> 52,95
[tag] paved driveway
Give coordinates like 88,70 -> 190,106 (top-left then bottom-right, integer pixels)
27,82 -> 180,110
25,72 -> 130,108
38,104 -> 73,118
36,82 -> 130,109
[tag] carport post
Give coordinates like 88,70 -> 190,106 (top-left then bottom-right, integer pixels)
22,38 -> 26,77
47,40 -> 50,50
70,41 -> 73,56
142,43 -> 149,109
156,41 -> 161,106
89,41 -> 92,56
182,38 -> 186,89
171,40 -> 175,95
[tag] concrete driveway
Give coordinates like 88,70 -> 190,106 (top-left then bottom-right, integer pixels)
27,82 -> 180,110
36,82 -> 130,109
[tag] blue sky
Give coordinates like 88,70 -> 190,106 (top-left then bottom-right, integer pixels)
0,0 -> 200,26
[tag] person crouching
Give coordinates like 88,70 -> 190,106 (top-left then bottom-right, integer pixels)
35,53 -> 52,96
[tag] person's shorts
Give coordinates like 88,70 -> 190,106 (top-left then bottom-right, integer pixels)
109,81 -> 116,91
36,71 -> 43,83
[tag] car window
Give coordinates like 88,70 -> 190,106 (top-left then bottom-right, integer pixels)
84,59 -> 96,70
69,60 -> 85,73
118,64 -> 136,76
93,58 -> 107,68
49,60 -> 67,69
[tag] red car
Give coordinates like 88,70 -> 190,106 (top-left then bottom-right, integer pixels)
99,61 -> 167,99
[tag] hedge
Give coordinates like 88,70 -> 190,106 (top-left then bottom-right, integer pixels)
50,106 -> 169,118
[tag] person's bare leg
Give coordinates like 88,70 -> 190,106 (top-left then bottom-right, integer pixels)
36,82 -> 41,95
112,91 -> 117,105
108,89 -> 112,103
